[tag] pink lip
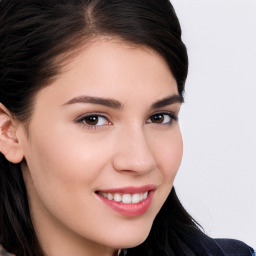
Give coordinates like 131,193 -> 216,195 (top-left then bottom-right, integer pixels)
96,185 -> 157,217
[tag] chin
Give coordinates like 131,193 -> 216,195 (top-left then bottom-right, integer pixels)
102,224 -> 152,250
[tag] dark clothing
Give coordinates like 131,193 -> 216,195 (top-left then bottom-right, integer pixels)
213,239 -> 255,256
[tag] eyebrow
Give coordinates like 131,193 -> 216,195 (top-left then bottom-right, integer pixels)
63,96 -> 122,109
62,94 -> 183,109
150,94 -> 184,109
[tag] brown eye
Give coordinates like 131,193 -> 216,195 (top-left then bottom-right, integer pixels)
150,114 -> 165,123
84,115 -> 99,125
147,113 -> 176,125
76,115 -> 110,127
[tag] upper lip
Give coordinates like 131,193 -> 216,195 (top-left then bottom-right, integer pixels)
96,184 -> 157,194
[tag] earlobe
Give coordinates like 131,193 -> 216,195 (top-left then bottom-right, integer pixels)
0,103 -> 24,163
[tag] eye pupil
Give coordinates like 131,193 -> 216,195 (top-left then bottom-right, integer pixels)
85,116 -> 98,125
151,114 -> 164,123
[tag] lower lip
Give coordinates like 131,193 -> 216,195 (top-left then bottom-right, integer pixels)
97,191 -> 154,217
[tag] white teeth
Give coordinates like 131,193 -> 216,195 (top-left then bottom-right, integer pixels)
113,193 -> 122,202
122,194 -> 132,204
107,193 -> 113,200
99,191 -> 149,204
131,193 -> 140,203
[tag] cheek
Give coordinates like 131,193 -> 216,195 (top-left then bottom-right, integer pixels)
26,124 -> 108,185
154,127 -> 183,181
148,126 -> 183,214
22,130 -> 114,237
22,128 -> 103,221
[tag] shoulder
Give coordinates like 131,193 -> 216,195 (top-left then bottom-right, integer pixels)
212,238 -> 255,256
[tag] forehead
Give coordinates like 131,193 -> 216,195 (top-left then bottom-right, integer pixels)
35,38 -> 178,107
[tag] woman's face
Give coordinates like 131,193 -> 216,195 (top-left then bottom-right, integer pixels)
20,39 -> 183,255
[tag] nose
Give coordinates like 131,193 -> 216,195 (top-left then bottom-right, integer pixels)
112,126 -> 157,175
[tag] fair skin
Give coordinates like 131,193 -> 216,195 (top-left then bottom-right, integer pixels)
0,39 -> 183,256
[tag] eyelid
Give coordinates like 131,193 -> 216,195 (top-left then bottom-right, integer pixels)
74,110 -> 178,129
74,112 -> 112,129
146,111 -> 179,124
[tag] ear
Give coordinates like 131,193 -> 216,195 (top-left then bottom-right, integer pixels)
0,103 -> 24,163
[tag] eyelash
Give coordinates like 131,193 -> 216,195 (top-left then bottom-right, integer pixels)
75,112 -> 178,130
146,112 -> 178,125
75,113 -> 111,130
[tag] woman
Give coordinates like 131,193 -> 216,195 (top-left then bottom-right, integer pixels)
0,1 -> 254,256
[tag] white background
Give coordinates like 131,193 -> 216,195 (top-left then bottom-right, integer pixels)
171,0 -> 256,248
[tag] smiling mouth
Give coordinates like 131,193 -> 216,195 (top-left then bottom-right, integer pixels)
97,191 -> 149,204
95,186 -> 156,216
